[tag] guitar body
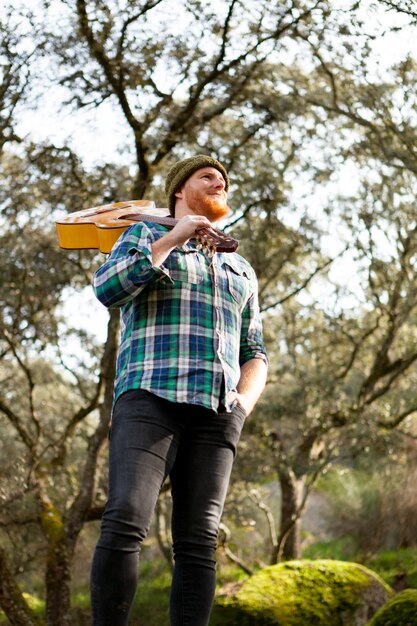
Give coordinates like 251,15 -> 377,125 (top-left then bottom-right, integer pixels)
56,200 -> 167,253
55,200 -> 238,253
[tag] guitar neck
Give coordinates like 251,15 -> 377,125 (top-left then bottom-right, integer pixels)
120,212 -> 238,253
122,212 -> 178,229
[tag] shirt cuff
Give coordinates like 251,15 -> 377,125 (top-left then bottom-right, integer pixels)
126,244 -> 172,285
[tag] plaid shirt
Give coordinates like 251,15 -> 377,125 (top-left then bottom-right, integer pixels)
93,221 -> 267,412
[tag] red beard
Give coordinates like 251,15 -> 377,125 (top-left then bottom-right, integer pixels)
185,187 -> 230,222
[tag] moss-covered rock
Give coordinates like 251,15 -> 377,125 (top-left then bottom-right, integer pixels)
366,589 -> 417,626
210,560 -> 392,626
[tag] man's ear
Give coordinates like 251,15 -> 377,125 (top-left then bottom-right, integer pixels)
175,187 -> 184,200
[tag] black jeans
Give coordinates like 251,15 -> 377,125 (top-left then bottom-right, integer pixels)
90,389 -> 246,626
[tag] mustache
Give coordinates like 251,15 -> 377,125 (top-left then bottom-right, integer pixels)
186,188 -> 230,221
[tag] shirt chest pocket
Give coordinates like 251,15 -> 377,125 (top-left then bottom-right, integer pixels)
164,249 -> 203,285
224,261 -> 251,305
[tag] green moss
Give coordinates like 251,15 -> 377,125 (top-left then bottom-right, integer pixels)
210,560 -> 392,626
367,589 -> 417,626
22,593 -> 45,615
39,502 -> 64,544
0,594 -> 44,626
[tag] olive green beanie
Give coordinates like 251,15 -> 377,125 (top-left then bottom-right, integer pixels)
165,155 -> 229,215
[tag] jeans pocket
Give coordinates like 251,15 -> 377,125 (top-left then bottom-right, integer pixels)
217,405 -> 247,457
233,400 -> 247,420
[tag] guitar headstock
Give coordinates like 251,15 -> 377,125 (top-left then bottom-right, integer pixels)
196,226 -> 239,254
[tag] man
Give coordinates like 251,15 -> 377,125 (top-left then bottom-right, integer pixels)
90,155 -> 268,626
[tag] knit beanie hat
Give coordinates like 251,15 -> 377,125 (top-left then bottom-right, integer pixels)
165,155 -> 229,215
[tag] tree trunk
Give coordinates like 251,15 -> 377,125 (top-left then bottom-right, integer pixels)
43,309 -> 120,626
0,548 -> 43,626
280,470 -> 303,560
44,542 -> 73,626
272,469 -> 304,563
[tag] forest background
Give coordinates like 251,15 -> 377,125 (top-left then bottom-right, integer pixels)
1,0 -> 417,625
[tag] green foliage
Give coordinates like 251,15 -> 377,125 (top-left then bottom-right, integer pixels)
314,465 -> 417,557
67,564 -> 172,626
366,548 -> 417,590
210,560 -> 392,626
129,571 -> 171,625
366,589 -> 417,626
303,537 -> 359,562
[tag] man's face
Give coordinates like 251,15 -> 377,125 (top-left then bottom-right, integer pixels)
178,166 -> 230,222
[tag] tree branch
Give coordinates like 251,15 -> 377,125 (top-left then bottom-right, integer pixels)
379,0 -> 417,19
261,245 -> 350,312
218,522 -> 253,576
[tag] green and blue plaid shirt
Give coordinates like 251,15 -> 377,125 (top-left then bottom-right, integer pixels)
93,221 -> 267,412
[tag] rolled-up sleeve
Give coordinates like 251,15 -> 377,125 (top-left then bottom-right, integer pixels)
239,274 -> 268,367
93,222 -> 170,308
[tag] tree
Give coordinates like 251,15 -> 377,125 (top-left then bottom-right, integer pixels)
0,9 -> 39,154
227,10 -> 417,561
46,0 -> 345,195
0,145 -> 128,625
231,115 -> 417,563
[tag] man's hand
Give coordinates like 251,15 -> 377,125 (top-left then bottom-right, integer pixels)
233,391 -> 251,416
151,215 -> 211,267
169,215 -> 212,248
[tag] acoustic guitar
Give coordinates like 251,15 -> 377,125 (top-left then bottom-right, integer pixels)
55,200 -> 238,254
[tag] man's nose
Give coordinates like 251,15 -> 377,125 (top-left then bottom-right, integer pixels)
212,176 -> 225,190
